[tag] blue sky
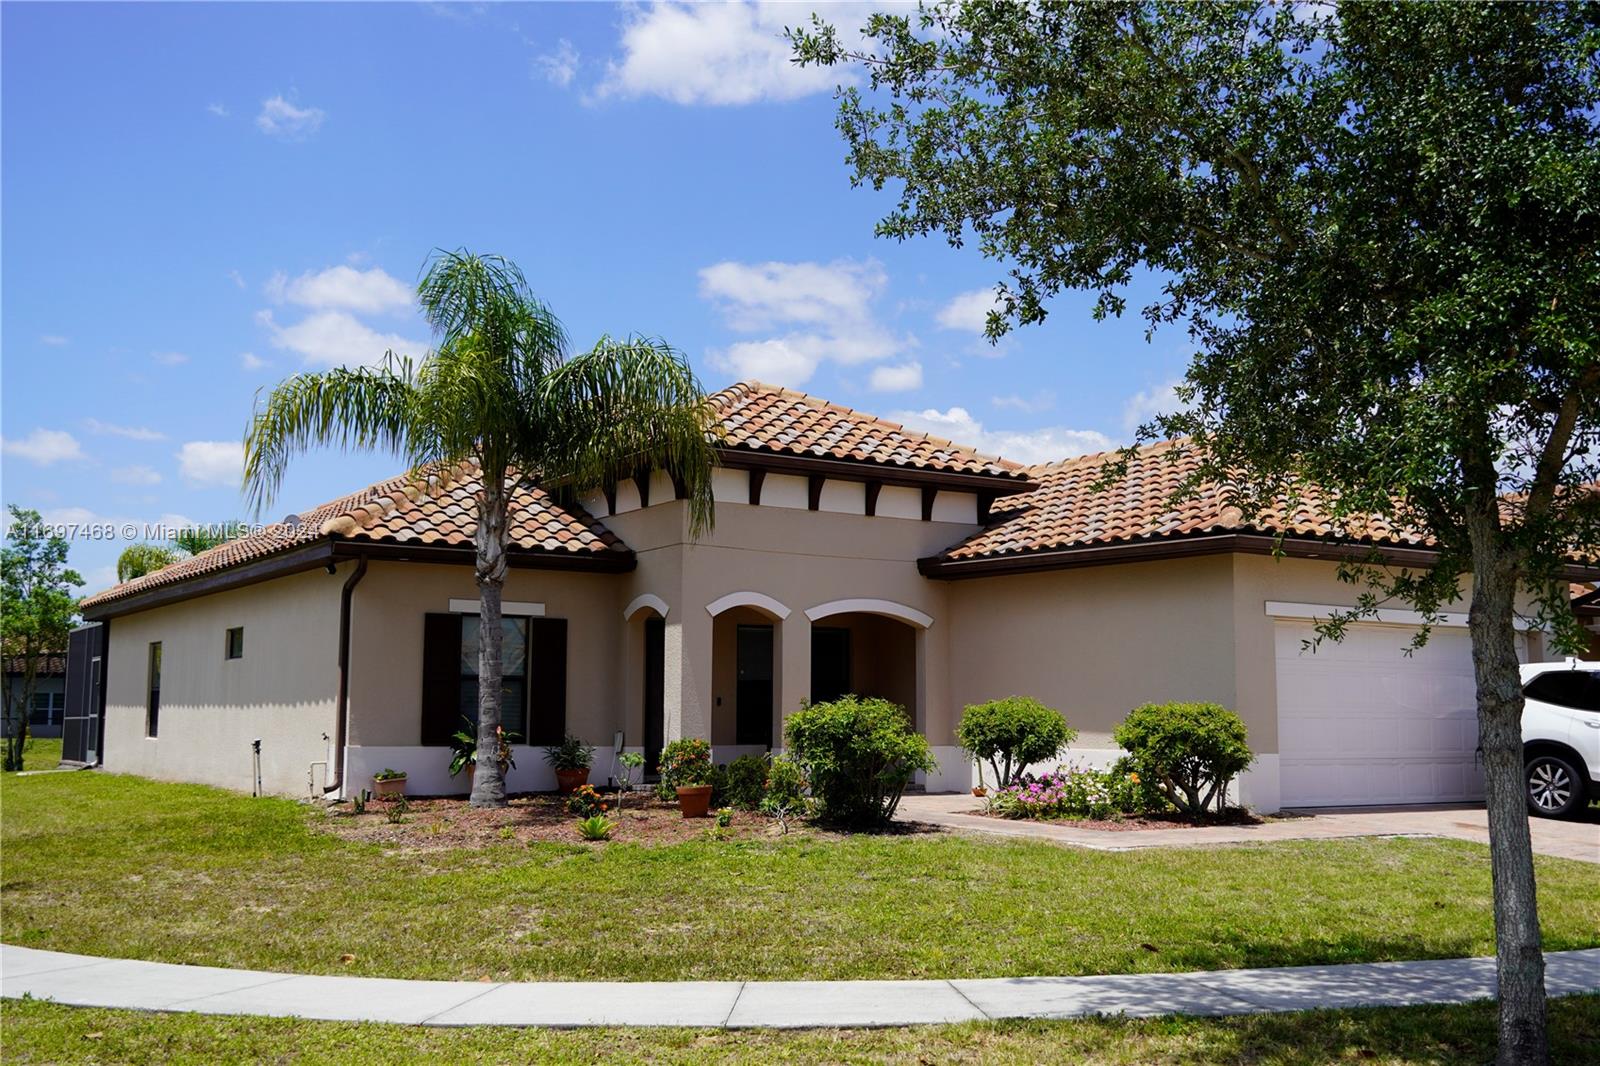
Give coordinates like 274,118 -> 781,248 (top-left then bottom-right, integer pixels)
1,2 -> 1190,593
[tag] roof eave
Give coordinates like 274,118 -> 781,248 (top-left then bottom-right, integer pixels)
715,446 -> 1036,497
80,537 -> 637,620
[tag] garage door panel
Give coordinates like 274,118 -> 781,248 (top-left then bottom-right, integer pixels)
1276,621 -> 1499,807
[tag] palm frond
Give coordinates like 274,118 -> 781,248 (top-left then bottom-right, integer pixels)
241,359 -> 419,515
538,336 -> 723,535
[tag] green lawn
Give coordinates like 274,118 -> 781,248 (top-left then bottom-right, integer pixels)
2,770 -> 1597,982
4,997 -> 1598,1065
6,736 -> 61,772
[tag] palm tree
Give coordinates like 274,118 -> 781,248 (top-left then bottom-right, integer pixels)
243,250 -> 719,807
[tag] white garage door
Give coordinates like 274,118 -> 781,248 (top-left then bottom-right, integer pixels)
1275,621 -> 1506,807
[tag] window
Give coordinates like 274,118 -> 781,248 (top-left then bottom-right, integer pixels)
29,691 -> 63,726
1523,669 -> 1600,712
458,615 -> 530,737
146,642 -> 162,737
225,627 -> 244,660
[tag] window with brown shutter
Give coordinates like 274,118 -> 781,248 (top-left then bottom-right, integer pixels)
526,617 -> 567,746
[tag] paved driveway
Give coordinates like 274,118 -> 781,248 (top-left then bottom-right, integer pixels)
897,795 -> 1600,864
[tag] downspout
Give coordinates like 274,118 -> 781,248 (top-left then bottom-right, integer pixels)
326,554 -> 368,796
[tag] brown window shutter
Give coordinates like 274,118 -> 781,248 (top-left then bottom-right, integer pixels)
421,613 -> 462,745
526,617 -> 568,746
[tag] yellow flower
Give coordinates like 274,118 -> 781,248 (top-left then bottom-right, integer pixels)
1128,773 -> 1140,784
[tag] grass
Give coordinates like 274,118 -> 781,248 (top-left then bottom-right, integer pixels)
4,736 -> 61,772
2,771 -> 1597,982
3,997 -> 1599,1065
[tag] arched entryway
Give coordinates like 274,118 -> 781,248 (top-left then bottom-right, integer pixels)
623,595 -> 669,773
804,599 -> 930,734
707,592 -> 791,757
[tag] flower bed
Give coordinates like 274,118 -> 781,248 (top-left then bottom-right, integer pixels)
987,763 -> 1167,821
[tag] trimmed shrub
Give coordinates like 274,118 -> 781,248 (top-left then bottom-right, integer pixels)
956,696 -> 1078,788
723,754 -> 769,810
784,696 -> 936,828
1112,702 -> 1253,818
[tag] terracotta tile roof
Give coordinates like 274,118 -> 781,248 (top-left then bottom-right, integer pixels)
937,439 -> 1434,563
3,654 -> 66,677
80,464 -> 629,610
708,381 -> 1027,480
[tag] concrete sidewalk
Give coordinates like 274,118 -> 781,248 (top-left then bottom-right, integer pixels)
4,945 -> 1598,1028
896,795 -> 1600,864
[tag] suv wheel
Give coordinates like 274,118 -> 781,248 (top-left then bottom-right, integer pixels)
1525,753 -> 1584,818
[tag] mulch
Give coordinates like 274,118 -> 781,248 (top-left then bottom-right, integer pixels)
966,806 -> 1268,832
316,791 -> 945,850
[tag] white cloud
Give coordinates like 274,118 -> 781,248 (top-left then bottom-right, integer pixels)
39,334 -> 68,347
537,39 -> 580,87
1,429 -> 85,465
936,287 -> 1003,334
152,351 -> 189,366
256,95 -> 325,140
207,102 -> 229,118
239,351 -> 268,371
266,264 -> 414,314
176,441 -> 243,488
110,465 -> 162,486
227,269 -> 246,289
701,257 -> 906,387
869,361 -> 923,392
596,2 -> 870,106
891,407 -> 1114,466
1121,378 -> 1190,436
258,308 -> 427,368
992,391 -> 1056,414
85,419 -> 166,441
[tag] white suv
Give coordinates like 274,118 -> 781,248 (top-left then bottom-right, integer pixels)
1521,660 -> 1600,818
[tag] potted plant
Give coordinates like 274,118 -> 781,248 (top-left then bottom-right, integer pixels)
371,767 -> 407,799
543,733 -> 595,794
449,718 -> 519,794
659,737 -> 715,817
972,759 -> 988,798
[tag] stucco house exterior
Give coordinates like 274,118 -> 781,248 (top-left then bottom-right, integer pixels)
75,381 -> 1593,811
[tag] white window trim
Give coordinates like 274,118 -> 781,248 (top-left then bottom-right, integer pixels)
448,598 -> 546,617
805,597 -> 934,630
1265,600 -> 1533,632
705,591 -> 791,620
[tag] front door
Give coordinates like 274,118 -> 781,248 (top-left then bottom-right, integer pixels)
810,626 -> 852,705
736,624 -> 773,746
644,617 -> 665,774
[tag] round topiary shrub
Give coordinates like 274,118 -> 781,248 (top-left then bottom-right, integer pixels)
784,696 -> 936,828
1112,702 -> 1253,818
956,696 -> 1078,788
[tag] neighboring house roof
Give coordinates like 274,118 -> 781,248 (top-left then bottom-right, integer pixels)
80,464 -> 631,613
3,654 -> 66,677
709,382 -> 1028,483
923,439 -> 1441,576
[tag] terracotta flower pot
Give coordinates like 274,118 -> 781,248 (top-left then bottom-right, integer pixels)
372,775 -> 406,799
972,786 -> 987,797
461,763 -> 474,795
676,784 -> 714,819
555,767 -> 589,794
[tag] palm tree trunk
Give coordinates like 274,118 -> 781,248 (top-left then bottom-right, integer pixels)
470,478 -> 510,809
1467,513 -> 1549,1066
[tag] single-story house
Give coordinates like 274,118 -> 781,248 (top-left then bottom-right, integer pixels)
3,653 -> 67,739
74,381 -> 1596,810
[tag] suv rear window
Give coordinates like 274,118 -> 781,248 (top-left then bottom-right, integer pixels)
1522,669 -> 1600,712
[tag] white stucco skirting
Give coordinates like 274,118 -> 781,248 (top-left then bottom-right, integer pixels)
344,746 -> 646,799
705,591 -> 791,619
804,598 -> 933,629
623,593 -> 670,621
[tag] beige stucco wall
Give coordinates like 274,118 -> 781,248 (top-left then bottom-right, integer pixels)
343,560 -> 627,748
101,567 -> 344,796
946,555 -> 1239,750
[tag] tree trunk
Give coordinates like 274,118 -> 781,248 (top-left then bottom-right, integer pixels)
470,479 -> 510,809
1467,519 -> 1549,1066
